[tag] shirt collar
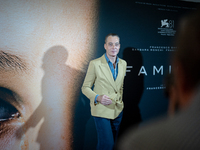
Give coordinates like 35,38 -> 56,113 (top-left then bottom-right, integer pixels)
104,53 -> 119,64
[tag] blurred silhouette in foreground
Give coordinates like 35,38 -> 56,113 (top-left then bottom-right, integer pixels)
118,8 -> 200,150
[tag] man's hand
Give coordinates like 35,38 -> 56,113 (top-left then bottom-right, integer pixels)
97,95 -> 112,105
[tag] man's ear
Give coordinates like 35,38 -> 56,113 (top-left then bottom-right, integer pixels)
173,61 -> 193,108
176,62 -> 193,93
174,62 -> 186,93
104,43 -> 106,50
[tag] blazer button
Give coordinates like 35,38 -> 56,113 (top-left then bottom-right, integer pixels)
115,92 -> 117,94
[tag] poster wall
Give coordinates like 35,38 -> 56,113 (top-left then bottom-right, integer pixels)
0,0 -> 198,150
74,0 -> 198,149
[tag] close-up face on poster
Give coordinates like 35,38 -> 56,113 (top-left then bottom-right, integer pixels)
0,0 -> 98,149
0,0 -> 199,150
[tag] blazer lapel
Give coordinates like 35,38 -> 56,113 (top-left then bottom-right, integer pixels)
115,60 -> 123,90
99,55 -> 117,91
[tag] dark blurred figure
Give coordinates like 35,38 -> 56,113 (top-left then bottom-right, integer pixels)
118,8 -> 200,150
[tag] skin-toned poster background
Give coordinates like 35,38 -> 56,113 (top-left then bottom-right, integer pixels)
0,0 -> 98,149
0,0 -> 198,150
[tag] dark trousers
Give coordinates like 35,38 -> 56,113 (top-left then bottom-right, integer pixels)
93,111 -> 123,150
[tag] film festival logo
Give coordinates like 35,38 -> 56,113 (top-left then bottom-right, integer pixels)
158,19 -> 176,36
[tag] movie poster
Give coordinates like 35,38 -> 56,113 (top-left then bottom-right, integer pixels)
0,0 -> 198,149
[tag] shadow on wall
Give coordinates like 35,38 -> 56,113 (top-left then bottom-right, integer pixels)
16,46 -> 85,150
119,47 -> 144,137
73,78 -> 97,150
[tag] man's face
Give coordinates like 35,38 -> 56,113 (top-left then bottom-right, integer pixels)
104,36 -> 120,58
0,0 -> 97,149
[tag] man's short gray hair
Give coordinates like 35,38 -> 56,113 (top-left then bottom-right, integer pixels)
105,33 -> 120,43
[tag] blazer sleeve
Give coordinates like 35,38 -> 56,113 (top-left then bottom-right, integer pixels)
81,61 -> 98,103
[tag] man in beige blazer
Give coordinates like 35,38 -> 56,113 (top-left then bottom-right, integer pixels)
82,33 -> 127,150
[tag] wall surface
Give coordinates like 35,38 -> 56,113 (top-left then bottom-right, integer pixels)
74,0 -> 198,149
0,0 -> 198,150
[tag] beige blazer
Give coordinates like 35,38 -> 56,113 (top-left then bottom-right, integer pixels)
81,54 -> 127,119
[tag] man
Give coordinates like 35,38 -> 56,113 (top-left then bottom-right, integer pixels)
118,9 -> 200,150
0,1 -> 98,149
82,33 -> 127,150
